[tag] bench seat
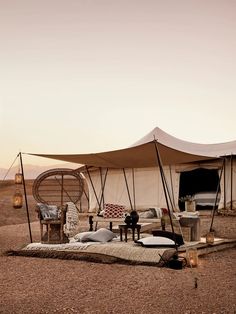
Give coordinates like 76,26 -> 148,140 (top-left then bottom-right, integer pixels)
88,215 -> 161,231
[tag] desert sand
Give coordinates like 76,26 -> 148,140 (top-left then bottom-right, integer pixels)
0,212 -> 236,314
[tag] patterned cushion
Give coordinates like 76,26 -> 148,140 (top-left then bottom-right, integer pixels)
103,203 -> 125,218
37,203 -> 58,220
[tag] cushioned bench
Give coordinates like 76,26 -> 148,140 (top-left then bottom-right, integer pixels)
88,203 -> 164,231
88,215 -> 161,231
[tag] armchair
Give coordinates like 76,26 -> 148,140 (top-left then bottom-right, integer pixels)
36,203 -> 69,244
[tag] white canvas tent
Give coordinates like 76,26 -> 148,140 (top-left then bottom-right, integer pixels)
28,127 -> 236,212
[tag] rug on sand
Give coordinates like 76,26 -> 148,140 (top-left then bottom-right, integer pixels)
7,240 -> 176,266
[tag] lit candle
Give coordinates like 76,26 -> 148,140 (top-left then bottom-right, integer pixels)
188,248 -> 198,267
206,231 -> 214,245
15,173 -> 23,184
13,189 -> 23,209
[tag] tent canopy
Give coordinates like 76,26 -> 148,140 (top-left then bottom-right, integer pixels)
27,127 -> 236,168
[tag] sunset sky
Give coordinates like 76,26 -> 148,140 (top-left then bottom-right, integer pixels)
0,0 -> 236,169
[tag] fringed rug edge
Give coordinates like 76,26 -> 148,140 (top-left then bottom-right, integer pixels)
4,249 -> 173,267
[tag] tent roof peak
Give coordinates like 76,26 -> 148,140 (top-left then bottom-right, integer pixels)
131,127 -> 236,157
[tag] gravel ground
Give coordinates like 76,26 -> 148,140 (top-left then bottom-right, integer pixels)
0,214 -> 236,314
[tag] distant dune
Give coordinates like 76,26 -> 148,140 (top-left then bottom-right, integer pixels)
0,163 -> 81,180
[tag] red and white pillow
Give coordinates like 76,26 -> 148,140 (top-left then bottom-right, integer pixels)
103,203 -> 125,218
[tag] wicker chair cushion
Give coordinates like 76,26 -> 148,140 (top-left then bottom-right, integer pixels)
37,203 -> 59,220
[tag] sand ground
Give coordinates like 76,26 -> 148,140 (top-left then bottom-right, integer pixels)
0,214 -> 236,314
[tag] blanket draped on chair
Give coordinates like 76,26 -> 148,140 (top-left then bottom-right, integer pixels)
63,202 -> 78,237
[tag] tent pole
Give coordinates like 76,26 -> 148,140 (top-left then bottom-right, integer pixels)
230,155 -> 233,211
153,145 -> 175,211
153,141 -> 178,251
223,158 -> 226,210
85,166 -> 101,211
209,159 -> 224,232
122,168 -> 133,211
154,161 -> 175,211
82,188 -> 89,209
132,168 -> 136,210
99,168 -> 105,209
19,152 -> 32,243
53,176 -> 80,211
61,174 -> 64,207
76,168 -> 90,211
98,168 -> 108,209
169,165 -> 175,208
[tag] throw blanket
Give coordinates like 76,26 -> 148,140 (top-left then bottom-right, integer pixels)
139,207 -> 163,219
63,202 -> 78,237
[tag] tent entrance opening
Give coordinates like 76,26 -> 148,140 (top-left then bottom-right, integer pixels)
178,168 -> 220,210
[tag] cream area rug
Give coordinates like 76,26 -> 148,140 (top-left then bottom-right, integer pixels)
9,240 -> 176,266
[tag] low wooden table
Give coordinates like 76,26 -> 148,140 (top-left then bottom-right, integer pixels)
118,224 -> 141,242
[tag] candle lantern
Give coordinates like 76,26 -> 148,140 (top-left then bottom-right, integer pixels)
187,248 -> 198,267
206,231 -> 214,245
13,189 -> 23,209
15,173 -> 23,184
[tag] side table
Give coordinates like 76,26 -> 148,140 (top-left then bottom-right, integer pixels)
118,224 -> 141,242
179,217 -> 201,241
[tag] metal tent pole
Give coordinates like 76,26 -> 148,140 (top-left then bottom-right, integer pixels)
98,168 -> 108,209
132,168 -> 136,210
86,166 -> 100,210
223,158 -> 226,210
19,152 -> 32,243
123,168 -> 134,211
209,159 -> 224,232
153,140 -> 178,252
230,155 -> 233,211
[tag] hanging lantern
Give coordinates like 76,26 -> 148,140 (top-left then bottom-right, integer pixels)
187,248 -> 198,267
15,173 -> 23,184
206,231 -> 214,245
13,189 -> 23,209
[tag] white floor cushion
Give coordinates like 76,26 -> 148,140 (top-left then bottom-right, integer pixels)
136,236 -> 175,247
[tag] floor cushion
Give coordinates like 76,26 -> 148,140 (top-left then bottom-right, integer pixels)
136,236 -> 176,247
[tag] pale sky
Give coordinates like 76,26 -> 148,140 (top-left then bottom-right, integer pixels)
0,0 -> 236,168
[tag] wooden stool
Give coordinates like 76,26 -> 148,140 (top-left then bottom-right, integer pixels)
118,224 -> 141,242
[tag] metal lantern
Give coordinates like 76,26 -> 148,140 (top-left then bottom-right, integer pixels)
13,189 -> 23,209
206,231 -> 214,245
15,173 -> 23,184
187,248 -> 198,267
